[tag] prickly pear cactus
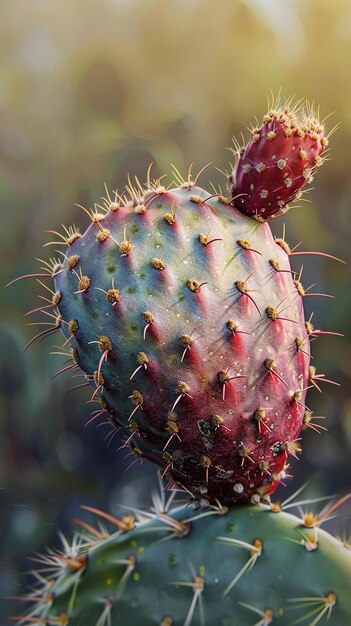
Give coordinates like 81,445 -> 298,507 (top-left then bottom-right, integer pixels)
11,97 -> 349,626
12,99 -> 340,505
14,494 -> 351,626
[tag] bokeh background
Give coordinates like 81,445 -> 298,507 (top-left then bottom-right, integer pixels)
1,0 -> 350,622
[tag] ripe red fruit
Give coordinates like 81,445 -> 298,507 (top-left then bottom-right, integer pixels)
230,100 -> 328,220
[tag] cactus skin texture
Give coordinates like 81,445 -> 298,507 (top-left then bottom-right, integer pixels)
18,499 -> 351,626
230,101 -> 327,220
51,178 -> 311,505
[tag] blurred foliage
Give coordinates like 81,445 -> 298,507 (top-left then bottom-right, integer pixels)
1,0 -> 350,622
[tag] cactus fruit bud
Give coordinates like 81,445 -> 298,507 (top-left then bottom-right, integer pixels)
230,99 -> 328,220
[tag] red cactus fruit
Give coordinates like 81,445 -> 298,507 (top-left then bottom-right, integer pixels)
230,99 -> 328,220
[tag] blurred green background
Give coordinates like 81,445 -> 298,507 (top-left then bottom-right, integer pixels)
1,0 -> 350,621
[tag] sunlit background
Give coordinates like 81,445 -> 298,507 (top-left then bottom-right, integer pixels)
1,0 -> 351,621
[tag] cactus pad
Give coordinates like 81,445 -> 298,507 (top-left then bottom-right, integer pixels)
16,497 -> 351,626
47,174 -> 312,504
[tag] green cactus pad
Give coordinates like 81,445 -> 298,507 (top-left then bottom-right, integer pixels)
17,498 -> 351,626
